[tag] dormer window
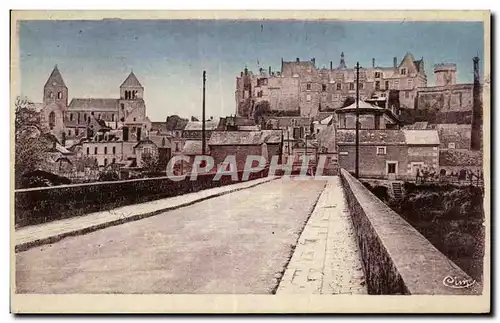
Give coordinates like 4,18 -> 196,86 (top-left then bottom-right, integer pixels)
401,68 -> 407,75
306,83 -> 311,90
374,72 -> 382,78
57,92 -> 62,99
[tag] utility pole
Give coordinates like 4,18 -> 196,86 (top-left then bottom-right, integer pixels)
202,71 -> 206,156
355,62 -> 360,178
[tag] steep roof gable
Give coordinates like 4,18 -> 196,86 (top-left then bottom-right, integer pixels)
120,71 -> 143,88
398,52 -> 418,70
44,65 -> 67,88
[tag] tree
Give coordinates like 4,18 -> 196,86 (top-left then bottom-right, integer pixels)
14,97 -> 50,188
141,153 -> 163,174
253,100 -> 271,124
75,156 -> 99,172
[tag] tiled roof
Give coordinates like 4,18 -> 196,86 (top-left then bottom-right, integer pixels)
182,140 -> 206,155
68,98 -> 118,111
403,130 -> 440,145
44,65 -> 66,88
208,130 -> 282,146
184,121 -> 219,131
120,72 -> 143,88
260,130 -> 282,144
439,150 -> 483,166
336,129 -> 406,145
133,138 -> 157,148
208,131 -> 262,146
149,134 -> 170,148
403,122 -> 429,130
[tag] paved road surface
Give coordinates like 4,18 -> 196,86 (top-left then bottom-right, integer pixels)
16,178 -> 326,294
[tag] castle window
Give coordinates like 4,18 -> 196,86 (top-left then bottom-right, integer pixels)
121,103 -> 125,110
49,92 -> 54,99
306,94 -> 311,102
69,113 -> 73,121
57,92 -> 62,99
112,114 -> 115,121
377,146 -> 387,155
336,83 -> 342,91
385,80 -> 389,89
68,129 -> 72,136
86,147 -> 90,155
375,81 -> 380,91
401,68 -> 407,75
104,158 -> 108,166
162,137 -> 166,146
306,83 -> 311,90
104,147 -> 108,154
75,128 -> 79,136
91,112 -> 94,116
374,72 -> 381,78
98,114 -> 101,120
112,158 -> 116,164
405,91 -> 410,98
94,147 -> 98,154
349,83 -> 355,90
112,146 -> 116,154
322,84 -> 327,92
84,113 -> 87,122
133,117 -> 136,122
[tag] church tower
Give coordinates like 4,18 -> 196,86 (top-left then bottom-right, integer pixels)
43,65 -> 68,108
120,71 -> 144,100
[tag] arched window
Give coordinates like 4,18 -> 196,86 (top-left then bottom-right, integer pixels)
69,113 -> 73,121
112,146 -> 116,154
75,128 -> 79,136
94,147 -> 98,154
104,146 -> 108,154
112,114 -> 115,121
86,147 -> 90,155
49,92 -> 54,99
48,111 -> 55,129
68,129 -> 72,136
91,112 -> 94,116
104,158 -> 108,166
57,92 -> 62,99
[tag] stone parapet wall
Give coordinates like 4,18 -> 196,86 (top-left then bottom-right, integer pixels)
340,168 -> 482,295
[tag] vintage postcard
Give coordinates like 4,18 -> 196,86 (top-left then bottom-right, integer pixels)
10,10 -> 490,314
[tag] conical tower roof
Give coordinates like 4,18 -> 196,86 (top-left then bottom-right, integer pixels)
120,71 -> 143,88
44,65 -> 67,88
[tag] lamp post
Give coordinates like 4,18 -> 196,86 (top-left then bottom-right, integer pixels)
202,71 -> 206,156
355,62 -> 360,178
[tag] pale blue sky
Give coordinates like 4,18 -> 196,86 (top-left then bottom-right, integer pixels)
17,20 -> 484,121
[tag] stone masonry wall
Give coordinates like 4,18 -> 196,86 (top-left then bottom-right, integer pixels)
340,169 -> 482,295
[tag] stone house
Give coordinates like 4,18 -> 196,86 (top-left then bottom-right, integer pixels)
336,129 -> 440,180
208,130 -> 282,171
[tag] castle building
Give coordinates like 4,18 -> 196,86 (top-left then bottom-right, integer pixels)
235,52 -> 428,119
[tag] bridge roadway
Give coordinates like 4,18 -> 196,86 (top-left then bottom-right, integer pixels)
16,177 -> 365,294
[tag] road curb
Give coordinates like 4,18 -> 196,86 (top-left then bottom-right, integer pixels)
15,176 -> 278,253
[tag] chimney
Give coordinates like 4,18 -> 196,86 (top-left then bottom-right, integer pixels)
296,57 -> 300,62
393,57 -> 398,68
311,58 -> 316,65
240,71 -> 243,77
269,66 -> 271,75
372,58 -> 375,68
330,61 -> 333,70
471,56 -> 482,151
244,67 -> 248,76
